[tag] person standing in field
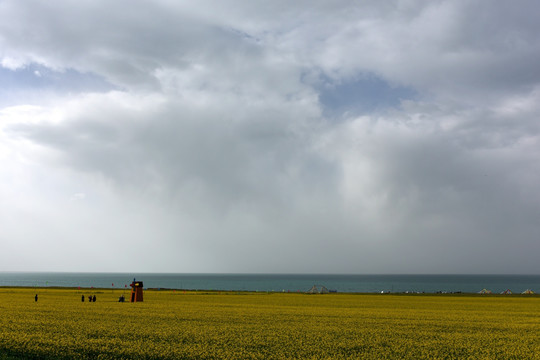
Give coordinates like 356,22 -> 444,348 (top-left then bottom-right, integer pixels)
81,294 -> 85,302
88,295 -> 92,302
92,295 -> 96,302
34,294 -> 38,302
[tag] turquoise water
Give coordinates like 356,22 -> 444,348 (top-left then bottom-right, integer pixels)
0,273 -> 539,294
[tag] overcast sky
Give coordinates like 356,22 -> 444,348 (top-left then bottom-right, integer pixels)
1,1 -> 539,274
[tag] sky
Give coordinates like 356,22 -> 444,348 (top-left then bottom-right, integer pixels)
1,1 -> 539,274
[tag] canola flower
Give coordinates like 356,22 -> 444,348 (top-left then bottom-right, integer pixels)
0,288 -> 539,359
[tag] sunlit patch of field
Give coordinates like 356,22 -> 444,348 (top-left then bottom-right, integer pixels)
0,288 -> 539,359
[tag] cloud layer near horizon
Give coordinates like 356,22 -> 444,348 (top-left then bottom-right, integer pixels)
1,1 -> 539,273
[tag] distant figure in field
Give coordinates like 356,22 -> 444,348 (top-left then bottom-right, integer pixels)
118,294 -> 125,302
81,295 -> 85,302
35,294 -> 38,302
88,295 -> 92,302
92,295 -> 96,302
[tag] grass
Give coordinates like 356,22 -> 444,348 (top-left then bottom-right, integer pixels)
0,288 -> 539,359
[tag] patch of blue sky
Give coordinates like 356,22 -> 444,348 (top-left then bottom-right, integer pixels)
316,73 -> 417,118
0,63 -> 116,106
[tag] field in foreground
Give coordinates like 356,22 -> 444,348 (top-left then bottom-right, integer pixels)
1,288 -> 539,359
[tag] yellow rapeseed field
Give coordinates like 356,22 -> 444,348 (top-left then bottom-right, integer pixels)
0,288 -> 539,359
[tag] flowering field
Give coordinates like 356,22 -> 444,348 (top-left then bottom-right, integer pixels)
0,288 -> 539,359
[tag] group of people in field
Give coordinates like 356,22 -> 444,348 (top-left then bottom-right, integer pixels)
35,294 -> 96,302
34,293 -> 126,303
82,294 -> 96,302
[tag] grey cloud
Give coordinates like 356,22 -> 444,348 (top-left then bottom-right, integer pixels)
8,92 -> 334,215
257,1 -> 540,102
4,1 -> 538,100
1,1 -> 540,273
0,0 -> 253,89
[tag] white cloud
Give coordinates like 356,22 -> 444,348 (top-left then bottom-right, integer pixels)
70,193 -> 86,201
1,56 -> 26,70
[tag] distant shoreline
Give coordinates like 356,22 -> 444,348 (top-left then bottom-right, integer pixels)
2,286 -> 538,297
1,273 -> 539,294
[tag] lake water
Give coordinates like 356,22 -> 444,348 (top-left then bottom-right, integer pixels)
0,273 -> 539,294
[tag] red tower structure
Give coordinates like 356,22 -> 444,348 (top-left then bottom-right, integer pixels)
130,280 -> 144,302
